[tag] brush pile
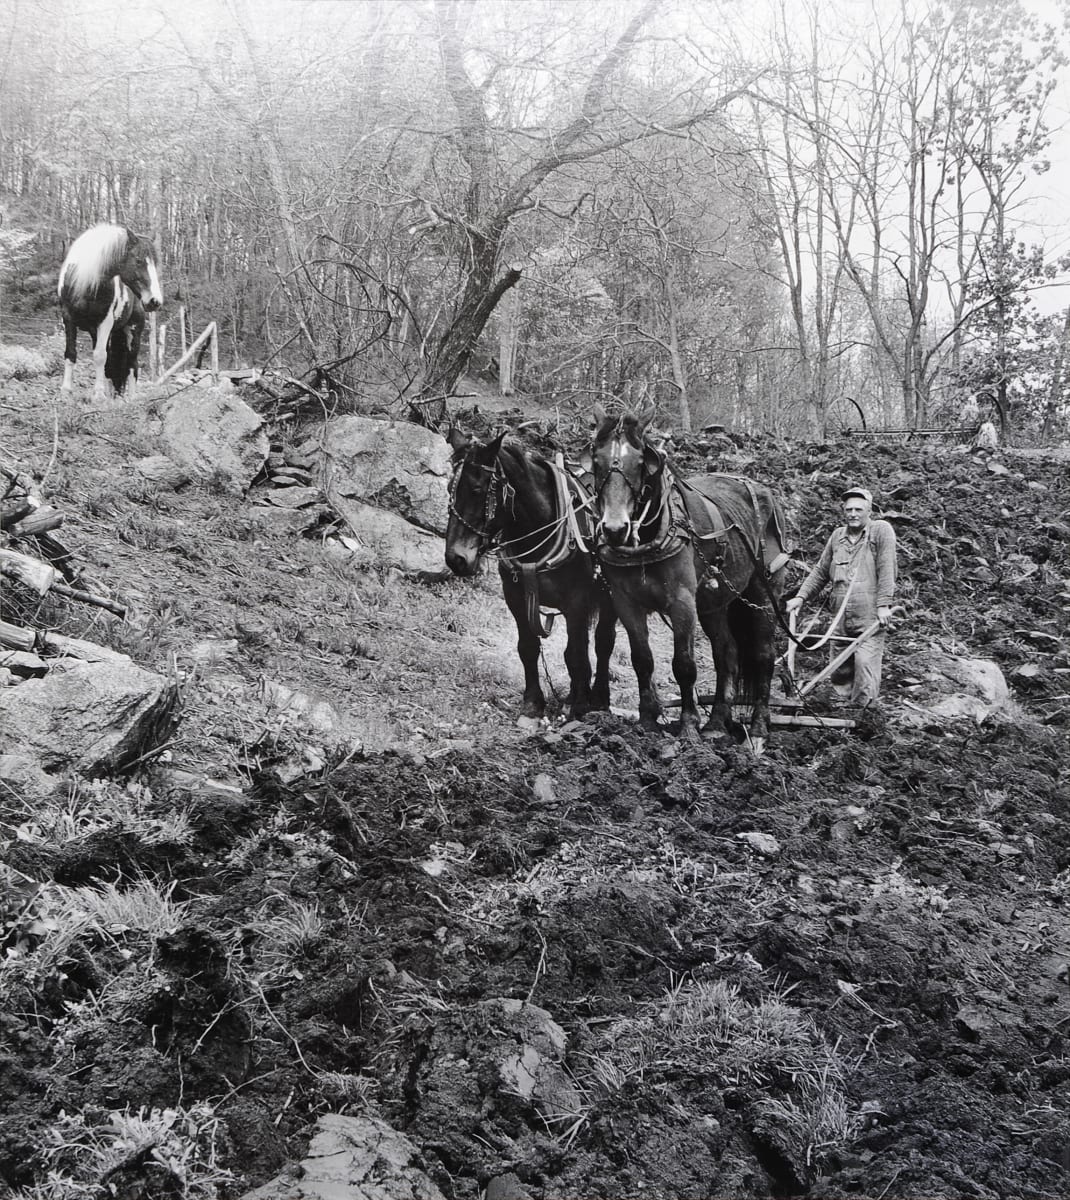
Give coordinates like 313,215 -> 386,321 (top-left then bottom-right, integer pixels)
1,465 -> 129,682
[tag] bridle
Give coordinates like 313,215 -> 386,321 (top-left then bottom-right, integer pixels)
447,451 -> 510,553
591,424 -> 666,546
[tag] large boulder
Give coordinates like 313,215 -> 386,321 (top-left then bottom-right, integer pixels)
239,1114 -> 446,1200
145,387 -> 269,494
0,659 -> 179,775
307,417 -> 450,534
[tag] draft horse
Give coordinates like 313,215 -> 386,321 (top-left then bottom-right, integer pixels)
445,429 -> 617,723
590,401 -> 791,751
58,223 -> 163,398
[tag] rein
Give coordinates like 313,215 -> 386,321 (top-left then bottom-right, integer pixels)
448,447 -> 594,638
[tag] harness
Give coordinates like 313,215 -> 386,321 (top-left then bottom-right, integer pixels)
448,448 -> 596,638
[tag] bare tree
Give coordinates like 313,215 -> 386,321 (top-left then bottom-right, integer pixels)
404,0 -> 763,426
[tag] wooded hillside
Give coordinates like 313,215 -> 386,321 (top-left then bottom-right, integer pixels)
2,0 -> 1069,440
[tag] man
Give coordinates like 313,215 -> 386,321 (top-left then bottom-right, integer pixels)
785,486 -> 897,705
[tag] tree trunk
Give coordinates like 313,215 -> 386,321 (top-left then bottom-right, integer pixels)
1041,307 -> 1070,440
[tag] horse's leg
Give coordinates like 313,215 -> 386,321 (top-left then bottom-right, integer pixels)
698,599 -> 740,741
742,591 -> 779,754
590,588 -> 616,711
126,321 -> 143,398
562,600 -> 594,718
61,314 -> 77,392
617,602 -> 660,730
501,579 -> 546,721
91,307 -> 117,401
668,591 -> 700,739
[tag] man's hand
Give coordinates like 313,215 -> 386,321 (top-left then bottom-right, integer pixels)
785,596 -> 804,615
877,606 -> 893,627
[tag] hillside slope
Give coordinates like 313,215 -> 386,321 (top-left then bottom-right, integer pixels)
1,373 -> 1069,1199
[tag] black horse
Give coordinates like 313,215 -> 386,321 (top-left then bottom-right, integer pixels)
58,223 -> 163,398
590,402 -> 790,750
445,429 -> 616,723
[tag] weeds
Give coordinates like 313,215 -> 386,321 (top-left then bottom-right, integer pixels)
14,1103 -> 235,1199
581,978 -> 861,1166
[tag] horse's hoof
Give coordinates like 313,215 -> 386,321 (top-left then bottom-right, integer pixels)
700,724 -> 731,742
516,715 -> 545,733
749,736 -> 766,757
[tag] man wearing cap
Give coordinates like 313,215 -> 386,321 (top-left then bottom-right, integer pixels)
785,486 -> 898,704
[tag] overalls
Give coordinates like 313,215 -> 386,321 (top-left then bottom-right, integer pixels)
796,519 -> 897,703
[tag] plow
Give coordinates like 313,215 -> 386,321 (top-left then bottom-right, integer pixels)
668,607 -> 904,731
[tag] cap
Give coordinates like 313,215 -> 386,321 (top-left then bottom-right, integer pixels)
841,486 -> 872,503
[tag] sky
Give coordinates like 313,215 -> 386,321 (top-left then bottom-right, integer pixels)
727,0 -> 1070,317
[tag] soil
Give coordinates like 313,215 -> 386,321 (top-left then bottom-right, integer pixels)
1,368 -> 1069,1199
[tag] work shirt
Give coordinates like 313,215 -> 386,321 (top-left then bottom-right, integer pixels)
795,519 -> 897,631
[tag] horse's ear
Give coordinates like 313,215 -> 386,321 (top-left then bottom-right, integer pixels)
489,428 -> 508,453
635,397 -> 656,434
592,401 -> 607,428
447,425 -> 469,453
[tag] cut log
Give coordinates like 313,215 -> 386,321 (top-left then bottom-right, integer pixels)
40,633 -> 131,663
0,549 -> 59,595
1,501 -> 36,531
0,621 -> 36,652
11,506 -> 64,536
29,532 -> 80,582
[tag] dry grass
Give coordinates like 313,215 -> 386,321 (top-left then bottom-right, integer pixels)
11,1103 -> 233,1199
581,978 -> 862,1165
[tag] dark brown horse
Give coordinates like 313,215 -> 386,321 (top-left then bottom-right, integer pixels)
590,402 -> 790,750
445,429 -> 616,723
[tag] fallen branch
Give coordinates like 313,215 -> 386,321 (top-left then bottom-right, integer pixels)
50,581 -> 127,617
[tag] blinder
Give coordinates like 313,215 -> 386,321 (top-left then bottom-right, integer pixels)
447,448 -> 510,552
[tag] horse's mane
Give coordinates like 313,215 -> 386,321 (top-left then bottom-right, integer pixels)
58,224 -> 130,302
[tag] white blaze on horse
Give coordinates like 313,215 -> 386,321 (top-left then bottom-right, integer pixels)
591,400 -> 792,752
57,223 -> 163,399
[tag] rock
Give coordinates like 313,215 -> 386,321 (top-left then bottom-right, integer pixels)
737,831 -> 782,857
328,498 -> 448,576
261,679 -> 340,735
0,752 -> 60,806
262,485 -> 324,509
0,660 -> 178,774
133,454 -> 191,489
485,1174 -> 533,1200
246,504 -> 332,536
307,416 -> 451,534
482,998 -> 584,1121
146,388 -> 269,493
238,1113 -> 446,1200
898,651 -> 1010,726
531,773 -> 556,804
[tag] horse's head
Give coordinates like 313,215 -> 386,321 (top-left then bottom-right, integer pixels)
590,400 -> 666,547
445,428 -> 507,576
118,230 -> 163,313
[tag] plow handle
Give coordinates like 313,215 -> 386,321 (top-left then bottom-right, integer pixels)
796,605 -> 904,698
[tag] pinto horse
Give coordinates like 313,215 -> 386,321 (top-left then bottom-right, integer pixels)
590,402 -> 791,750
445,429 -> 617,723
58,224 -> 163,398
